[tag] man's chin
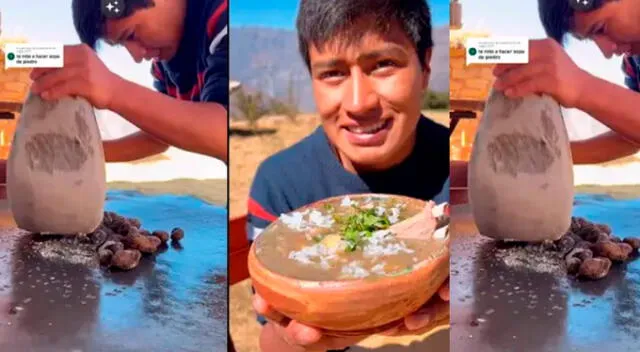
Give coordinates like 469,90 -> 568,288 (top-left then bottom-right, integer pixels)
341,147 -> 393,171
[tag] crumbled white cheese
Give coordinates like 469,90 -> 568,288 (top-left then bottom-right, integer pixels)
288,243 -> 339,266
363,230 -> 414,257
388,207 -> 401,224
308,210 -> 335,228
280,209 -> 334,231
340,261 -> 369,278
340,196 -> 358,207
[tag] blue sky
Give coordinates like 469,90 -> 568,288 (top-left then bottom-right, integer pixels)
461,0 -> 624,139
231,0 -> 450,28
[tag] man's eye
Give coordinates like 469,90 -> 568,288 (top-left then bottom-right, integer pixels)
319,71 -> 344,80
127,32 -> 136,41
374,60 -> 397,70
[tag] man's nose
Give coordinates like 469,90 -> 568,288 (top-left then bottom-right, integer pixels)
342,69 -> 379,115
593,36 -> 617,58
123,42 -> 145,63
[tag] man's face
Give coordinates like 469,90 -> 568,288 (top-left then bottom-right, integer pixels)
308,21 -> 430,172
571,0 -> 640,57
103,0 -> 185,62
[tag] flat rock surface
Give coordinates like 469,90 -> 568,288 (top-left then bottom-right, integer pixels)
451,194 -> 640,352
0,191 -> 227,352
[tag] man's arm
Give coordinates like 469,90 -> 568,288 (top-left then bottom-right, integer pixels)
30,45 -> 228,163
575,74 -> 640,146
106,78 -> 227,163
103,131 -> 170,163
493,39 -> 640,145
570,131 -> 640,165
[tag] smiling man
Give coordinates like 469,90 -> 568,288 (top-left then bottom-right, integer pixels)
28,0 -> 228,163
246,1 -> 449,351
491,0 -> 640,162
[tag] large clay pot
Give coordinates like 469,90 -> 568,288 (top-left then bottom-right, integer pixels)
7,94 -> 106,234
248,194 -> 450,336
468,90 -> 574,241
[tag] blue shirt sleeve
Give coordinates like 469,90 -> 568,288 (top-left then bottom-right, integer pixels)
200,23 -> 229,108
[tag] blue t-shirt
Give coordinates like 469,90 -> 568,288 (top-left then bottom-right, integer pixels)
622,55 -> 640,92
247,116 -> 450,239
150,0 -> 228,108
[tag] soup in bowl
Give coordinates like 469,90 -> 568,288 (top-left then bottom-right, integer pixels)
248,194 -> 450,336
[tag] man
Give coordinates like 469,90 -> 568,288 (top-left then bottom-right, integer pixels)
492,0 -> 640,160
29,0 -> 228,162
246,1 -> 449,351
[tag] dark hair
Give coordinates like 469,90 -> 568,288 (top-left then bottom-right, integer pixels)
539,0 -> 612,45
538,0 -> 575,45
71,0 -> 155,49
295,0 -> 433,70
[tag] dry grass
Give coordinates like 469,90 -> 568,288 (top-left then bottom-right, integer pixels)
229,111 -> 449,352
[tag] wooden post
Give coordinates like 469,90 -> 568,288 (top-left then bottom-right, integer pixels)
450,0 -> 462,30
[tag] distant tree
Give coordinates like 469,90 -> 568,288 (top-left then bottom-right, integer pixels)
233,88 -> 269,129
422,91 -> 449,110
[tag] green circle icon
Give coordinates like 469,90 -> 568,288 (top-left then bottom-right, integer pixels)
468,48 -> 477,56
7,53 -> 15,60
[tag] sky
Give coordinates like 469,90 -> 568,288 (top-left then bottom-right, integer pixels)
461,0 -> 624,140
230,0 -> 450,28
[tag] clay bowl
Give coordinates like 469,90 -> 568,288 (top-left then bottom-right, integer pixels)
248,193 -> 450,337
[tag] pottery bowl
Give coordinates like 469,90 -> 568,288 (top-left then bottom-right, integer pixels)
248,194 -> 450,336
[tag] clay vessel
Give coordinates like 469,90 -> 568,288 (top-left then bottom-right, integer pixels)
248,194 -> 450,336
468,90 -> 574,241
7,93 -> 106,234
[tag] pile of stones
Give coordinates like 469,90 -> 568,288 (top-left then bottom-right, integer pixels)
74,211 -> 185,271
544,217 -> 640,280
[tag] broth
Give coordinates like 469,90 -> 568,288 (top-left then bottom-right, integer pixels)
255,195 -> 447,281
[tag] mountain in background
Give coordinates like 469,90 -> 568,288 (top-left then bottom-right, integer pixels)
230,26 -> 449,114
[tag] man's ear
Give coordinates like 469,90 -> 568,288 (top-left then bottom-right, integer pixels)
421,47 -> 433,90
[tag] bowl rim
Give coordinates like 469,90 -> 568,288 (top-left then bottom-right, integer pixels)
249,193 -> 450,289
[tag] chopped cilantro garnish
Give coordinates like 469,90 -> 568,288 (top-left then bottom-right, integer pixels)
337,207 -> 391,252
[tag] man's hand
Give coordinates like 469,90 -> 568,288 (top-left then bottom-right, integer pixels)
254,294 -> 368,351
254,279 -> 449,351
30,44 -> 121,109
493,38 -> 592,108
380,280 -> 449,337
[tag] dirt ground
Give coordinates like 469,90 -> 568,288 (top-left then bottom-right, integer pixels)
108,178 -> 227,206
229,111 -> 450,352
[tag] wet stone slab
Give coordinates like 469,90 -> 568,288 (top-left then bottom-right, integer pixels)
0,191 -> 228,352
451,195 -> 640,352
